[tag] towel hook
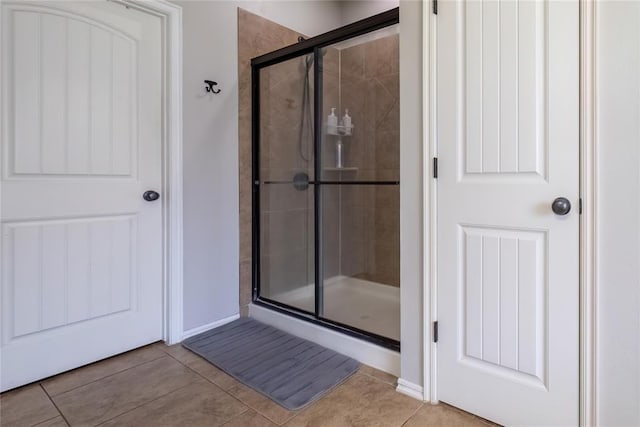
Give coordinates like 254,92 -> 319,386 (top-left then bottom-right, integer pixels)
204,80 -> 221,94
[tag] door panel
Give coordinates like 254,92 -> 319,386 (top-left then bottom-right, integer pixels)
463,0 -> 545,178
460,226 -> 547,387
10,9 -> 137,177
5,216 -> 135,338
437,1 -> 579,425
1,1 -> 162,391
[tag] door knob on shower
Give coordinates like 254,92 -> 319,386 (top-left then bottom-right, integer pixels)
551,197 -> 571,215
293,172 -> 310,191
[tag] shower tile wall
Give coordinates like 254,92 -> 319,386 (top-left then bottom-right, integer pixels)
321,47 -> 342,282
238,9 -> 305,315
331,34 -> 400,287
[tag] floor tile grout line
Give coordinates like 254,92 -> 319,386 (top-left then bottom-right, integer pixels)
279,371 -> 364,426
282,371 -> 422,427
157,344 -> 205,368
44,352 -> 168,398
215,381 -> 295,426
172,345 -> 300,425
180,355 -> 256,416
38,384 -> 71,427
204,370 -> 297,426
0,346 -> 162,397
358,370 -> 398,388
274,404 -> 302,426
175,352 -> 289,425
218,389 -> 294,427
31,414 -> 67,427
40,345 -> 166,394
43,353 -> 198,426
413,401 -> 500,427
440,401 -> 497,424
92,378 -> 201,427
219,407 -> 254,427
80,347 -> 213,425
400,402 -> 425,426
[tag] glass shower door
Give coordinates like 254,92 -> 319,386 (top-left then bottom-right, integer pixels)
257,54 -> 316,313
252,8 -> 401,349
318,27 -> 401,341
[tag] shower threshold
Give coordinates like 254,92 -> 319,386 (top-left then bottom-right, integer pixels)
270,276 -> 400,342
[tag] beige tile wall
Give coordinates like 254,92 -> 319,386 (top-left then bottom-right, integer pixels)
333,34 -> 400,287
320,47 -> 342,282
237,9 -> 305,315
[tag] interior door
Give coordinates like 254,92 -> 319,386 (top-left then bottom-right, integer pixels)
436,0 -> 579,425
1,1 -> 163,391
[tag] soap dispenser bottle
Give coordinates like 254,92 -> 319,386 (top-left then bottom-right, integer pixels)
343,109 -> 352,135
327,108 -> 338,135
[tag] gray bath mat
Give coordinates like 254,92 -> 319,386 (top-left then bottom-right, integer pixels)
182,317 -> 360,410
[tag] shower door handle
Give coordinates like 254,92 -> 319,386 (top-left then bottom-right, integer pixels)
293,172 -> 310,191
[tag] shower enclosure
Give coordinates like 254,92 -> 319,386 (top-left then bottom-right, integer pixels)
252,9 -> 400,350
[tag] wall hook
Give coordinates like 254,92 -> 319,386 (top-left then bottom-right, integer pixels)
204,80 -> 221,94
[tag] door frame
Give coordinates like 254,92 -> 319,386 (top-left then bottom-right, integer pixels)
114,0 -> 184,346
421,1 -> 597,425
0,0 -> 184,346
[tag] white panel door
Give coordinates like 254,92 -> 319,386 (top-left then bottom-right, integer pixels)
1,1 -> 163,391
436,1 -> 579,425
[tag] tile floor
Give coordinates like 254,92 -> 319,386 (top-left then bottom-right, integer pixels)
0,342 -> 496,427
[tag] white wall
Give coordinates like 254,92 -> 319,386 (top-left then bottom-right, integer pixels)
339,0 -> 399,25
398,0 -> 424,391
175,0 -> 342,332
596,2 -> 640,425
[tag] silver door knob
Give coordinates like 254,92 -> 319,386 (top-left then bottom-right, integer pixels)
551,197 -> 571,215
143,190 -> 160,202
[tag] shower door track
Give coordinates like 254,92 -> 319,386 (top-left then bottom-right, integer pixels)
251,8 -> 401,353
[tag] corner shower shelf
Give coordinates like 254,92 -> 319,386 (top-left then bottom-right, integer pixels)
325,125 -> 354,136
323,167 -> 358,172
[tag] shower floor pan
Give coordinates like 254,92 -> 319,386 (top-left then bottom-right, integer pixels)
270,276 -> 400,342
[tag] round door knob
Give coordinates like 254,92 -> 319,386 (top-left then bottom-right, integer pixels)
552,197 -> 571,215
143,190 -> 160,202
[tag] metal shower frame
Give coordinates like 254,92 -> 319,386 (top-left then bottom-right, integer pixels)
251,8 -> 401,352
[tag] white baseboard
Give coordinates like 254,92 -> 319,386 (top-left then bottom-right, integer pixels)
396,378 -> 425,401
249,303 -> 400,376
181,314 -> 240,341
